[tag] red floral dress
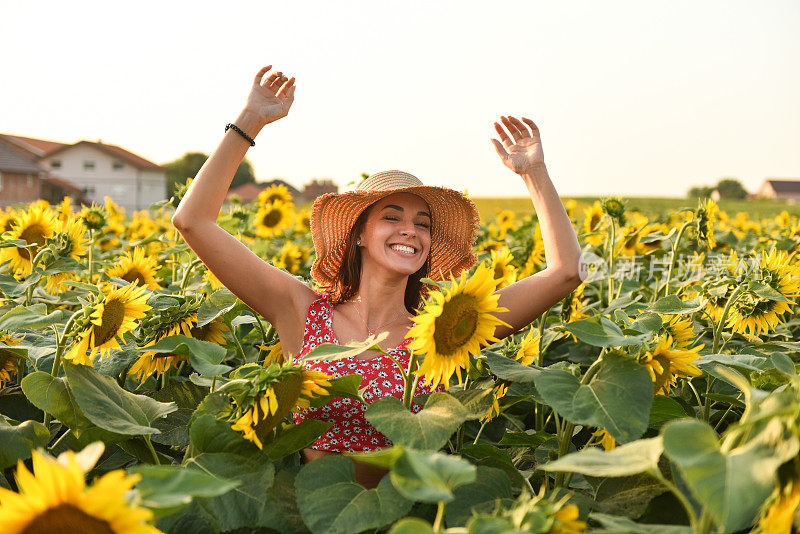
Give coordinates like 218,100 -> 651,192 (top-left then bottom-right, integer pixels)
292,293 -> 443,452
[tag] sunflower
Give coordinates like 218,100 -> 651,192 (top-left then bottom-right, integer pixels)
97,220 -> 125,252
582,201 -> 606,247
128,300 -> 228,380
640,334 -> 704,394
203,269 -> 224,291
228,364 -> 331,449
480,383 -> 509,422
758,481 -> 800,534
55,196 -> 73,223
550,504 -> 587,534
0,204 -> 57,277
295,211 -> 311,233
477,239 -> 505,255
490,247 -> 518,289
725,248 -> 800,341
408,262 -> 509,390
636,221 -> 670,254
272,242 -> 307,275
257,184 -> 294,206
64,283 -> 151,366
615,213 -> 650,257
0,332 -> 25,388
562,283 -> 589,342
0,207 -> 17,234
258,341 -> 285,366
514,327 -> 540,366
659,314 -> 695,349
43,216 -> 89,294
106,247 -> 161,290
104,196 -> 125,223
587,428 -> 616,451
0,445 -> 160,534
254,200 -> 294,238
79,205 -> 106,232
695,198 -> 718,250
601,196 -> 627,227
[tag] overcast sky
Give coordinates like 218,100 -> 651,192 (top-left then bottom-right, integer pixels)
2,1 -> 798,198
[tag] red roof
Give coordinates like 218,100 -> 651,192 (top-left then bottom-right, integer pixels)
1,134 -> 69,156
227,182 -> 272,203
766,179 -> 800,194
45,140 -> 165,171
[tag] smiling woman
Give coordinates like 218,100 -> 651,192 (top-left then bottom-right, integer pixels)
171,64 -> 583,488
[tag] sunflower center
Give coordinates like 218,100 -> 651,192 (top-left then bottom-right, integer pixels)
493,264 -> 505,279
92,298 -> 126,346
21,504 -> 115,534
261,209 -> 282,228
18,223 -> 47,261
433,294 -> 479,356
589,213 -> 601,230
121,268 -> 147,286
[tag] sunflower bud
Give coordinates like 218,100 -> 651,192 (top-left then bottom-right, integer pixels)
79,205 -> 107,231
601,196 -> 627,227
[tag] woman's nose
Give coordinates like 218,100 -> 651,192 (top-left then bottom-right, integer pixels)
399,220 -> 416,236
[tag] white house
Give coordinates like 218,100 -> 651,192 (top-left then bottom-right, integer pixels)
1,134 -> 167,211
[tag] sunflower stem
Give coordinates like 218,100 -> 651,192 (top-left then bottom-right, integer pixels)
179,257 -> 204,294
535,309 -> 549,431
401,353 -> 419,409
472,419 -> 489,445
711,284 -> 746,354
225,316 -> 247,363
649,467 -> 699,529
48,428 -> 71,452
607,218 -> 616,306
87,228 -> 95,284
144,435 -> 161,465
659,221 -> 692,299
432,501 -> 446,532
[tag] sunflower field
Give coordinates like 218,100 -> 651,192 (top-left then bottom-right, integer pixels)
1,183 -> 799,534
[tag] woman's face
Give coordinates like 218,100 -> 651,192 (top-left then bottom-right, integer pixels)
358,192 -> 432,277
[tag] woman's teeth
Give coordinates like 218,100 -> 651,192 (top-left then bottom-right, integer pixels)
390,244 -> 415,254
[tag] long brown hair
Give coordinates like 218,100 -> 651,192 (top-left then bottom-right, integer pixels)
330,206 -> 429,313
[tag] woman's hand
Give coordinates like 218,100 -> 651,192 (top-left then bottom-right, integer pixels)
491,115 -> 545,175
243,65 -> 296,125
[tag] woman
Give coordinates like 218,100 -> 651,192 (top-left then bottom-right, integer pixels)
172,65 -> 582,488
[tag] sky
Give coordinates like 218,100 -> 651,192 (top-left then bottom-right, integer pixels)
1,1 -> 798,198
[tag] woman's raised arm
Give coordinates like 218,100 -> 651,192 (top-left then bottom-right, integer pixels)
172,66 -> 315,346
488,116 -> 583,338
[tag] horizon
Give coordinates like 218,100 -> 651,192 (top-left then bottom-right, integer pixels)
2,1 -> 798,198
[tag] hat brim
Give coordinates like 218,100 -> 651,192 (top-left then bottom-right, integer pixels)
310,186 -> 479,290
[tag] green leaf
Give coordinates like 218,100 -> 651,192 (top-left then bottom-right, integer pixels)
534,351 -> 653,443
0,305 -> 69,331
300,332 -> 390,363
461,443 -> 527,486
771,352 -> 796,377
448,388 -> 497,420
484,351 -> 540,383
196,288 -> 239,327
562,316 -> 650,347
141,335 -> 231,376
188,452 -> 275,502
0,416 -> 49,469
628,312 -> 663,335
187,391 -> 261,456
541,437 -> 663,477
662,419 -> 800,532
388,518 -> 436,534
595,473 -> 669,519
295,455 -> 412,534
695,353 -> 770,372
347,445 -> 405,470
498,430 -> 551,448
650,295 -> 706,314
390,448 -> 476,503
365,393 -> 469,451
262,419 -> 333,461
445,466 -> 512,527
132,464 -> 238,509
309,373 -> 365,408
589,512 -> 691,533
64,363 -> 176,435
649,395 -> 693,429
21,371 -> 121,443
749,280 -> 789,302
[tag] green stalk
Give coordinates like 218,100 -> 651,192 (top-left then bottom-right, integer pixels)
535,309 -> 549,431
659,220 -> 692,299
87,229 -> 95,284
179,258 -> 204,294
48,429 -> 72,452
24,247 -> 49,306
224,316 -> 247,362
607,218 -> 616,306
432,501 -> 446,532
144,435 -> 161,465
401,353 -> 419,409
649,468 -> 698,529
712,285 -> 746,354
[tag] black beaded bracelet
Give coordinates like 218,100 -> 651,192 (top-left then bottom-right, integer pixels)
225,122 -> 255,146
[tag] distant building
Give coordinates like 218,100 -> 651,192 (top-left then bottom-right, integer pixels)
225,178 -> 338,205
758,179 -> 800,203
0,136 -> 86,208
0,133 -> 167,211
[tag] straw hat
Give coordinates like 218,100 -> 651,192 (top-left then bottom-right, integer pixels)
310,170 -> 480,291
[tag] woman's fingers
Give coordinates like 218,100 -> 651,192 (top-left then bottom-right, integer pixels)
276,77 -> 295,98
493,121 -> 514,147
502,116 -> 524,141
254,65 -> 273,87
521,117 -> 539,133
264,71 -> 284,89
507,116 -> 531,137
490,138 -> 509,160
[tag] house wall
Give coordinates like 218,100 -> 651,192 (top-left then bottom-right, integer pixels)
40,145 -> 166,211
758,182 -> 776,198
0,172 -> 42,207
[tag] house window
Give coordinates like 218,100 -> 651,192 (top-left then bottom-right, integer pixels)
50,160 -> 62,169
0,174 -> 3,191
113,160 -> 124,170
83,160 -> 95,171
84,186 -> 96,196
27,176 -> 33,187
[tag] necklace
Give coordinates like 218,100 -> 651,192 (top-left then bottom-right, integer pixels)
351,300 -> 408,337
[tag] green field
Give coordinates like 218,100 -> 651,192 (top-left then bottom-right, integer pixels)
470,196 -> 800,223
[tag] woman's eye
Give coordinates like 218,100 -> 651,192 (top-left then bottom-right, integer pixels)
416,222 -> 431,229
383,216 -> 398,221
